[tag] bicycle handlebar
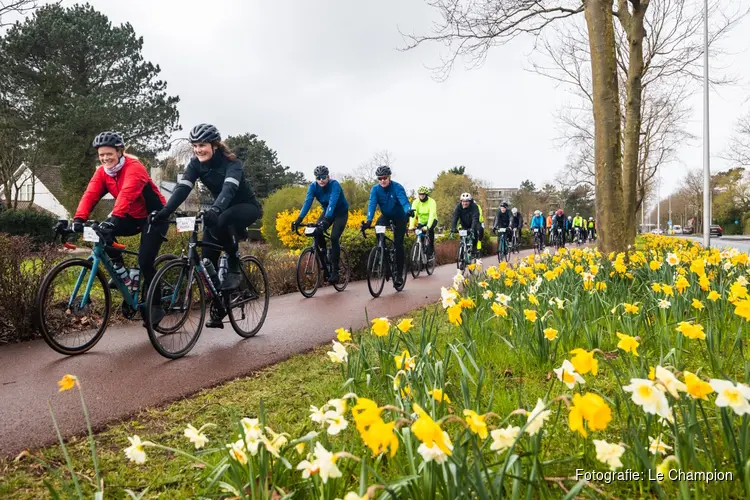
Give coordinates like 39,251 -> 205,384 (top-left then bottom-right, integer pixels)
53,220 -> 126,250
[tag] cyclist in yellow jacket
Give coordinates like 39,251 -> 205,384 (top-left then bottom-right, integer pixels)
409,186 -> 437,255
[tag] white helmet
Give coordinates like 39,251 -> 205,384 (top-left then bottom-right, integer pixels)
511,207 -> 518,214
460,193 -> 472,201
534,210 -> 541,216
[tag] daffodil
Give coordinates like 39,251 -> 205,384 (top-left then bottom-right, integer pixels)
648,435 -> 672,456
428,388 -> 451,404
622,379 -> 672,420
651,283 -> 662,293
360,416 -> 399,457
568,393 -> 612,437
184,424 -> 209,449
658,298 -> 671,309
543,327 -> 558,341
491,302 -> 508,318
411,404 -> 452,455
227,439 -> 247,465
241,417 -> 263,441
300,442 -> 342,483
394,349 -> 416,371
458,297 -> 476,309
528,294 -> 539,306
666,253 -> 680,266
371,317 -> 390,337
57,374 -> 77,392
463,409 -> 488,439
554,360 -> 585,389
676,321 -> 705,340
482,290 -> 494,300
661,284 -> 674,296
709,379 -> 750,415
124,435 -> 150,464
707,290 -> 721,302
734,298 -> 750,321
335,328 -> 352,342
570,348 -> 598,375
441,287 -> 458,308
417,431 -> 452,463
490,425 -> 520,454
525,399 -> 552,436
496,293 -> 511,306
654,366 -> 687,398
447,304 -> 463,325
683,371 -> 713,400
327,340 -> 348,363
523,309 -> 537,322
262,427 -> 290,457
691,298 -> 704,311
323,411 -> 349,436
593,440 -> 625,471
616,332 -> 639,356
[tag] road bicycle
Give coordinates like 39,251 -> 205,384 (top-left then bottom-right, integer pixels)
495,227 -> 510,263
532,227 -> 545,255
143,211 -> 270,359
456,228 -> 477,270
510,226 -> 521,254
361,223 -> 408,298
574,227 -> 584,246
409,224 -> 436,278
553,227 -> 566,250
35,220 -> 176,355
294,223 -> 350,298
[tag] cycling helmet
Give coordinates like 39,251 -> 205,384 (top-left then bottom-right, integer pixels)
576,212 -> 580,216
556,209 -> 564,216
314,165 -> 329,177
189,123 -> 221,143
568,216 -> 572,220
500,201 -> 508,208
92,131 -> 124,149
375,165 -> 391,177
417,186 -> 430,195
549,211 -> 553,215
589,217 -> 594,220
460,192 -> 472,201
511,207 -> 518,214
534,210 -> 541,216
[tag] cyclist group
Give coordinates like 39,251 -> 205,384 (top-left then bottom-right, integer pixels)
60,125 -> 596,340
534,210 -> 597,248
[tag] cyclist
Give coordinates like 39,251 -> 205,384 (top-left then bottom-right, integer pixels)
546,210 -> 554,244
529,209 -> 545,249
451,193 -> 482,254
572,213 -> 584,242
475,201 -> 485,251
153,124 -> 262,327
492,201 -> 511,250
73,131 -> 169,326
510,207 -> 523,249
587,217 -> 596,240
409,186 -> 437,256
361,166 -> 411,288
565,216 -> 573,242
292,165 -> 349,283
551,209 -> 567,247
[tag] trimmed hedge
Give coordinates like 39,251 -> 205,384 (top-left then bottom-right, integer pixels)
0,208 -> 58,245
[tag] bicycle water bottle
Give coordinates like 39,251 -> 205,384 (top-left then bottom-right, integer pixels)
113,263 -> 131,286
129,268 -> 140,293
218,254 -> 228,283
202,258 -> 222,291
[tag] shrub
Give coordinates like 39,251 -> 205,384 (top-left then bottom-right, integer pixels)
0,234 -> 60,344
243,244 -> 299,295
261,186 -> 308,248
0,208 -> 58,245
118,226 -> 191,258
275,208 -> 370,251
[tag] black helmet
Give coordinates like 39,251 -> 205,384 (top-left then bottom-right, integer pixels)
314,165 -> 329,178
92,131 -> 124,149
500,201 -> 508,208
375,165 -> 391,177
189,123 -> 221,143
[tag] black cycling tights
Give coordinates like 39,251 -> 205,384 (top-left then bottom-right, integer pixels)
377,214 -> 408,278
203,203 -> 261,267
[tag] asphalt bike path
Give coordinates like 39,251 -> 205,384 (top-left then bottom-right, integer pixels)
0,247 -> 544,456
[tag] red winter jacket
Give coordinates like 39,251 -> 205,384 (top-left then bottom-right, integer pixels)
74,156 -> 166,221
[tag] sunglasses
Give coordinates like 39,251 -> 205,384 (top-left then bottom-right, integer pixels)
377,176 -> 389,181
316,175 -> 327,180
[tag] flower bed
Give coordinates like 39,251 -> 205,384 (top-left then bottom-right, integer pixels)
14,235 -> 749,498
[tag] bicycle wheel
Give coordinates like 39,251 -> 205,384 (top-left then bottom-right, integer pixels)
457,242 -> 466,271
394,256 -> 408,291
425,243 -> 436,276
410,241 -> 422,279
332,248 -> 350,292
366,246 -> 386,298
145,259 -> 205,359
296,247 -> 320,298
228,256 -> 270,338
502,238 -> 510,263
36,258 -> 111,355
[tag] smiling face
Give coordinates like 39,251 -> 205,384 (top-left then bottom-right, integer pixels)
97,146 -> 121,168
192,142 -> 215,162
378,176 -> 390,188
461,199 -> 471,209
419,193 -> 427,201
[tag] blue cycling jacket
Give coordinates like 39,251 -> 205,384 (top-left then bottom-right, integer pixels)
530,215 -> 545,229
297,180 -> 349,221
366,181 -> 411,221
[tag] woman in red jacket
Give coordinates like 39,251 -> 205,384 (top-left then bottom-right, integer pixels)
73,131 -> 169,324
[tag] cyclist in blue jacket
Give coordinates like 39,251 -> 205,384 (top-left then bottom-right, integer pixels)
530,210 -> 546,249
292,165 -> 349,283
361,165 -> 412,288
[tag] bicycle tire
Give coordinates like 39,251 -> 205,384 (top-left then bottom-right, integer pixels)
425,244 -> 436,276
366,246 -> 386,298
457,242 -> 466,271
296,247 -> 320,298
410,241 -> 422,279
145,259 -> 205,359
332,248 -> 350,292
394,252 -> 408,292
229,255 -> 270,338
36,258 -> 111,355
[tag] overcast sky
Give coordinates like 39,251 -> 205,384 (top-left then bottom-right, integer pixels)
59,0 -> 750,200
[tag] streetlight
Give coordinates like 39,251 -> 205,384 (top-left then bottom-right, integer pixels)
703,0 -> 711,247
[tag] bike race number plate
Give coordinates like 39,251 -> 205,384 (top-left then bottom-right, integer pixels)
498,228 -> 506,233
459,229 -> 468,237
176,217 -> 196,233
414,229 -> 422,235
533,228 -> 539,233
305,226 -> 316,235
83,226 -> 99,243
375,225 -> 386,234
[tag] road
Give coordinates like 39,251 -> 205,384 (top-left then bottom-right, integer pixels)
679,234 -> 750,253
0,250 -> 535,456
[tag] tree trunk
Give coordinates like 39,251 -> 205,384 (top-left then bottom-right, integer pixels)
618,0 -> 648,245
585,0 -> 626,253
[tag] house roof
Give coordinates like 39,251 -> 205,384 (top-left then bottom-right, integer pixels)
33,165 -> 66,204
8,201 -> 58,218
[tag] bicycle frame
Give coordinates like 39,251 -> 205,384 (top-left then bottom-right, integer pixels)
298,224 -> 334,270
458,229 -> 475,263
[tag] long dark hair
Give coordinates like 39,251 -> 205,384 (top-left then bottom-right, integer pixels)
213,141 -> 237,161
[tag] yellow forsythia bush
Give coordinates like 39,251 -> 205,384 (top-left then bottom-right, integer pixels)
275,208 -> 374,250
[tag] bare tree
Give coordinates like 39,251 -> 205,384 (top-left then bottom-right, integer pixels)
354,150 -> 396,183
726,113 -> 750,167
0,0 -> 43,28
